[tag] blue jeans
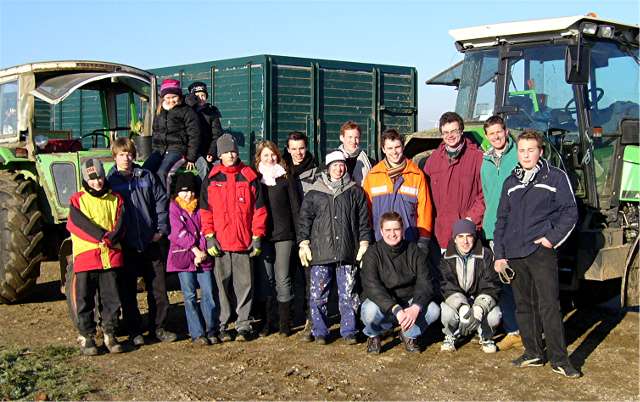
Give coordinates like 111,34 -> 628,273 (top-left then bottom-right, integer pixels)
309,264 -> 359,338
178,270 -> 218,340
360,298 -> 440,339
143,150 -> 183,190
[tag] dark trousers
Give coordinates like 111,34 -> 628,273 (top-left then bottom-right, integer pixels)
118,241 -> 170,336
510,246 -> 570,364
74,270 -> 121,336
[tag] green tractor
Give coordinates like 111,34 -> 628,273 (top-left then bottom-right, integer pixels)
406,15 -> 639,307
0,61 -> 156,303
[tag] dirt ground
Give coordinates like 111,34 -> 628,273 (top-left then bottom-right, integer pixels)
1,261 -> 639,401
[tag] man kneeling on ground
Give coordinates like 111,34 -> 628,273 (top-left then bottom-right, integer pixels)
439,219 -> 502,353
360,212 -> 440,354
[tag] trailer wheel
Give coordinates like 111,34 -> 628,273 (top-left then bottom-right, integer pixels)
0,171 -> 45,304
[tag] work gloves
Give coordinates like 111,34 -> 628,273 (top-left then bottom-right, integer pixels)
356,240 -> 369,263
458,304 -> 481,337
298,240 -> 313,267
206,235 -> 222,257
249,236 -> 262,257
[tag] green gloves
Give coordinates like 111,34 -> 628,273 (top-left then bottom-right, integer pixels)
249,236 -> 262,257
206,235 -> 222,257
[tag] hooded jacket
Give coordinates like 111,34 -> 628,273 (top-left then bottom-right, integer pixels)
363,158 -> 433,242
151,102 -> 201,163
493,158 -> 577,260
361,239 -> 434,313
423,137 -> 485,248
107,165 -> 168,252
439,239 -> 500,313
200,162 -> 267,251
297,172 -> 371,265
167,200 -> 212,272
186,94 -> 223,158
480,137 -> 519,240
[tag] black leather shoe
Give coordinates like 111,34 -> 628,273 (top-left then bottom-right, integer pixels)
400,332 -> 420,353
367,336 -> 381,354
155,328 -> 177,343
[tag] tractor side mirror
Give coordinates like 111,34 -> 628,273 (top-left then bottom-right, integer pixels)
565,45 -> 591,85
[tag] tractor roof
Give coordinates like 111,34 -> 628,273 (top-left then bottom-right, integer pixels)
0,60 -> 153,80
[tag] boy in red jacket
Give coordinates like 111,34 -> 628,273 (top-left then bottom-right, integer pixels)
67,159 -> 126,355
200,134 -> 267,341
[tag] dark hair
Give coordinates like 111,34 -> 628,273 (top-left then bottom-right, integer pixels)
380,128 -> 404,147
287,131 -> 308,147
380,211 -> 403,229
438,111 -> 465,133
483,115 -> 506,131
340,121 -> 361,137
517,129 -> 544,150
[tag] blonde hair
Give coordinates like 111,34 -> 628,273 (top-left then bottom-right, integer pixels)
254,140 -> 287,172
111,137 -> 137,159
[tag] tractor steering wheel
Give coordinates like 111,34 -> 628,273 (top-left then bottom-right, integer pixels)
80,131 -> 111,148
564,87 -> 605,113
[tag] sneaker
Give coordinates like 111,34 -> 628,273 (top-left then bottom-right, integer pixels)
207,334 -> 221,345
78,335 -> 99,356
399,332 -> 420,353
512,354 -> 546,368
155,328 -> 177,343
236,329 -> 254,342
480,339 -> 497,354
315,335 -> 327,345
193,336 -> 210,346
497,333 -> 523,351
130,334 -> 145,347
367,336 -> 381,354
219,330 -> 234,342
344,335 -> 358,345
551,362 -> 582,378
103,333 -> 124,354
301,320 -> 314,342
440,336 -> 456,352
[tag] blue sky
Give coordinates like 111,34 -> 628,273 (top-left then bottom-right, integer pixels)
1,0 -> 638,129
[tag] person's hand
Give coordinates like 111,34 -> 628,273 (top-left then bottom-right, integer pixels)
401,305 -> 421,332
192,247 -> 207,263
458,304 -> 480,337
472,305 -> 484,322
298,240 -> 313,267
152,232 -> 163,242
185,161 -> 195,171
494,258 -> 509,274
534,237 -> 553,249
206,155 -> 214,163
206,235 -> 222,257
248,236 -> 262,257
356,240 -> 369,262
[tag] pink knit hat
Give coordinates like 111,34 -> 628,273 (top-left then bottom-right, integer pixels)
160,79 -> 182,98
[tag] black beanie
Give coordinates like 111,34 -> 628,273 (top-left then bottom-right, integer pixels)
188,81 -> 208,97
174,173 -> 198,193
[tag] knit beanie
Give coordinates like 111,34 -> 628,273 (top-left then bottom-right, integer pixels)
160,79 -> 182,98
188,81 -> 208,97
452,218 -> 477,238
217,134 -> 238,156
174,173 -> 198,193
81,158 -> 105,182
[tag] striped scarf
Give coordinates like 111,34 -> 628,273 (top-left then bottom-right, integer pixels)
384,158 -> 407,181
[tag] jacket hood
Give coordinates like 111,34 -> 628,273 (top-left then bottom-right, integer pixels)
309,172 -> 356,196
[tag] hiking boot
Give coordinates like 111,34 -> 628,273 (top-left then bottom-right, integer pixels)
236,329 -> 254,342
103,333 -> 124,354
343,334 -> 358,345
551,362 -> 582,379
480,339 -> 497,354
399,332 -> 420,353
219,329 -> 234,342
440,336 -> 456,352
301,320 -> 313,342
497,333 -> 523,351
78,335 -> 99,356
367,336 -> 382,354
130,334 -> 145,347
315,335 -> 327,345
155,328 -> 177,343
193,336 -> 210,346
512,354 -> 546,368
258,324 -> 272,338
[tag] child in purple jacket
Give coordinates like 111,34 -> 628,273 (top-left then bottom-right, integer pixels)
168,173 -> 218,345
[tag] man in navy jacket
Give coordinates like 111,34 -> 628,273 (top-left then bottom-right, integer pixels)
494,130 -> 580,378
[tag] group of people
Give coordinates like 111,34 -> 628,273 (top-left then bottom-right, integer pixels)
65,78 -> 581,379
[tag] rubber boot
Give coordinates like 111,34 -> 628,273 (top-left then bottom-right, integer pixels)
259,297 -> 275,337
278,301 -> 291,337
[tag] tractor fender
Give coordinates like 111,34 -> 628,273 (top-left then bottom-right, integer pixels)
621,235 -> 640,308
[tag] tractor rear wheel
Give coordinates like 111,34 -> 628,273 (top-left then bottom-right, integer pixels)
0,171 -> 45,303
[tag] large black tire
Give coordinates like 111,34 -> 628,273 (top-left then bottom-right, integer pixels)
0,171 -> 45,303
622,242 -> 639,308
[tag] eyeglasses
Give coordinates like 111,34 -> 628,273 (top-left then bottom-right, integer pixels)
498,265 -> 515,284
441,129 -> 461,136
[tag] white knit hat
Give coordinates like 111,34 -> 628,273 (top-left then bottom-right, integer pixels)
325,150 -> 346,167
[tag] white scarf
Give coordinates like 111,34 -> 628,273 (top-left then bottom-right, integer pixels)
259,163 -> 287,186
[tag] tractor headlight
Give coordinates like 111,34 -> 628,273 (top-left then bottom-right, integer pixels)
580,22 -> 598,35
597,25 -> 615,39
34,135 -> 49,150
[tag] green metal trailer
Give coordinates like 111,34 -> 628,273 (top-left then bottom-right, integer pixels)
150,55 -> 417,162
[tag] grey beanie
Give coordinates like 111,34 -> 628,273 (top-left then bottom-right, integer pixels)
216,134 -> 238,157
452,218 -> 477,238
82,158 -> 105,182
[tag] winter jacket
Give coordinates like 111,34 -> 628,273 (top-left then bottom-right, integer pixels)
361,240 -> 434,313
186,94 -> 223,158
283,151 -> 319,201
493,158 -> 578,260
297,173 -> 371,266
440,239 -> 500,313
423,137 -> 485,248
151,103 -> 201,163
167,201 -> 212,272
200,162 -> 267,252
262,176 -> 301,242
363,158 -> 433,242
107,165 -> 169,252
339,145 -> 375,186
67,189 -> 125,272
480,137 -> 519,240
